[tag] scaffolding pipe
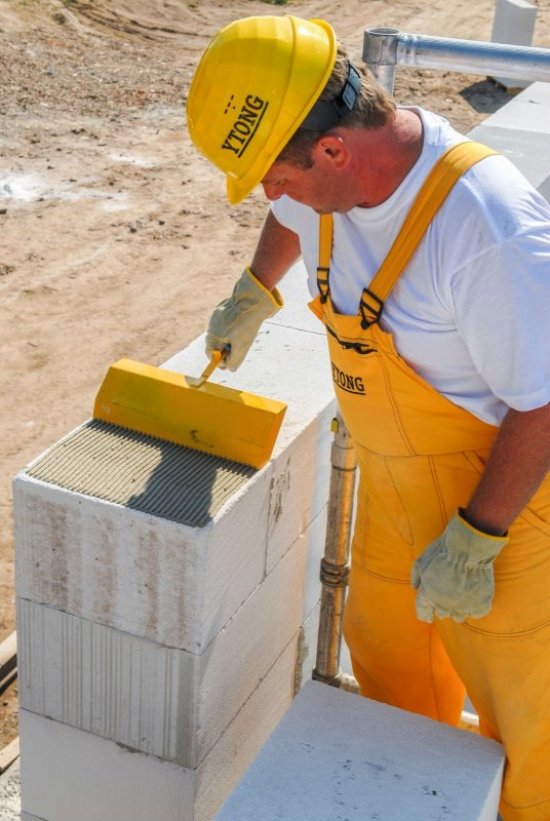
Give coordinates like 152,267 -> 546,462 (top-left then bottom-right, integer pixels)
313,415 -> 358,694
363,28 -> 550,94
362,28 -> 399,92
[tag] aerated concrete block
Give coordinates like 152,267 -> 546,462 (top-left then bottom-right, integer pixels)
195,633 -> 303,820
298,508 -> 330,621
217,681 -> 505,821
266,409 -> 333,573
490,0 -> 537,89
13,471 -> 270,652
294,600 -> 322,692
197,527 -> 322,759
17,503 -> 323,769
19,708 -> 196,821
17,599 -> 199,766
19,622 -> 311,821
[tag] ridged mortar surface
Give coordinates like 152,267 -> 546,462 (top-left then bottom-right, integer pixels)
25,420 -> 254,527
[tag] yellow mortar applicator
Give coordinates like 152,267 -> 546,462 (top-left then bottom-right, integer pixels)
93,351 -> 287,469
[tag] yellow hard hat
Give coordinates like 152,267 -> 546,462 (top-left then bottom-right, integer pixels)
186,15 -> 337,204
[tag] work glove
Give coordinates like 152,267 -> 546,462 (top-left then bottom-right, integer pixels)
411,511 -> 508,624
205,267 -> 283,371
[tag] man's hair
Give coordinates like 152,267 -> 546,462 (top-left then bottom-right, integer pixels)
276,46 -> 396,168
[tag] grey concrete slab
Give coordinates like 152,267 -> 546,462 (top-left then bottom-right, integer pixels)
469,82 -> 550,200
469,124 -> 550,199
474,82 -> 550,133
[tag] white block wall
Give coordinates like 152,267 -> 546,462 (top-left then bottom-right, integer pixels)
14,269 -> 337,820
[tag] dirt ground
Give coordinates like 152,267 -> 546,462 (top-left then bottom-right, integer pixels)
0,0 -> 548,749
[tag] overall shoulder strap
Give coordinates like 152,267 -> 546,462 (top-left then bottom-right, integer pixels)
317,213 -> 333,303
317,141 -> 497,318
365,141 -> 498,307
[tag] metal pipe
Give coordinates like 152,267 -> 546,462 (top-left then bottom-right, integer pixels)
363,28 -> 550,86
313,414 -> 357,691
362,27 -> 399,93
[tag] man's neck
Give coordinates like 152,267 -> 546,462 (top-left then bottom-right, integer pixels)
354,108 -> 424,207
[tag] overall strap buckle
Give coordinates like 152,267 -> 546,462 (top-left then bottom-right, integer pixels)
317,266 -> 330,304
359,287 -> 384,329
317,214 -> 333,303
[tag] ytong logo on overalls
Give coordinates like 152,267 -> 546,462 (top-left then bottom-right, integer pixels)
221,94 -> 269,157
331,364 -> 366,395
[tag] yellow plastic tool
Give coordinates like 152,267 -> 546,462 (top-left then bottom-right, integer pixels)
93,354 -> 287,469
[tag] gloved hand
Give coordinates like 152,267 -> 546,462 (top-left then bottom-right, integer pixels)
411,511 -> 508,623
205,267 -> 283,371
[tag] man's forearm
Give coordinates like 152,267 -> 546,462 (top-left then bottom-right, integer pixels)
250,210 -> 301,290
464,403 -> 550,535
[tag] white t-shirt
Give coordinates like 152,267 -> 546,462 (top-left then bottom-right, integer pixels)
271,107 -> 550,425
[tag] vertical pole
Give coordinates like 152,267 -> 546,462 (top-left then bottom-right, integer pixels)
363,27 -> 400,93
313,414 -> 358,692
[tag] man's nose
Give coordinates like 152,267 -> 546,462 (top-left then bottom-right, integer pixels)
261,181 -> 282,201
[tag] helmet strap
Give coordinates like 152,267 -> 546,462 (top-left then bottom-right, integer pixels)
300,61 -> 361,131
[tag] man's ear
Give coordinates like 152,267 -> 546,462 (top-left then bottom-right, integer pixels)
314,134 -> 350,169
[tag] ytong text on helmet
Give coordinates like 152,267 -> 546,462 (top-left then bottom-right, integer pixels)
221,94 -> 269,157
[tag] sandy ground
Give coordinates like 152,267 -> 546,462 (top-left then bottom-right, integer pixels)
1,0 -> 548,749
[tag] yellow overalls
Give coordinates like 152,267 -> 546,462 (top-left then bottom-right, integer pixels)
309,143 -> 550,820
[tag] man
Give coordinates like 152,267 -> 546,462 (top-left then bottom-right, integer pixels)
186,15 -> 550,820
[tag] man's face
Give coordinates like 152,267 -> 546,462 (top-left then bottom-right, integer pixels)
261,149 -> 354,214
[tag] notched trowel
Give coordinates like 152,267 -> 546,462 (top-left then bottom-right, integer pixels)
93,351 -> 287,469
